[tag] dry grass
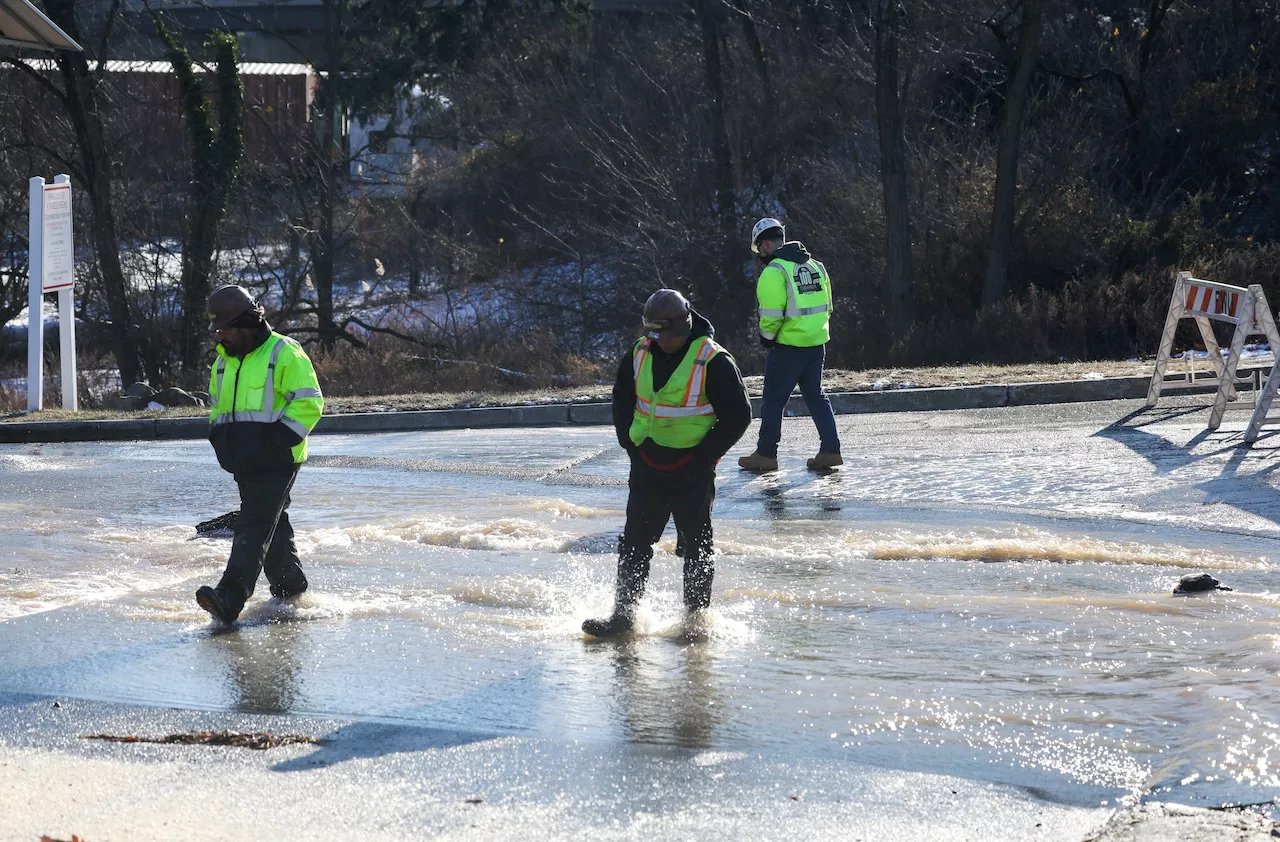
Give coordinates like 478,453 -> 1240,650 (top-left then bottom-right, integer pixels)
0,356 -> 1229,423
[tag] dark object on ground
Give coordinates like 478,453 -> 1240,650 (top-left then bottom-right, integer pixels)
82,730 -> 322,749
195,510 -> 238,538
102,382 -> 205,411
196,585 -> 238,624
123,382 -> 157,400
1174,573 -> 1233,595
102,392 -> 146,411
154,386 -> 203,407
565,531 -> 617,554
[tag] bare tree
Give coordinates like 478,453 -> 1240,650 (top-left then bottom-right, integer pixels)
874,0 -> 914,336
154,16 -> 245,379
693,0 -> 741,318
40,0 -> 151,384
981,0 -> 1044,308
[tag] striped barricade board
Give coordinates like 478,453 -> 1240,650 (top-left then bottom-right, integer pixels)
1146,272 -> 1280,430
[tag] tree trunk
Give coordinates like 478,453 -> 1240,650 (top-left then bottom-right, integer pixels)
731,0 -> 775,190
1128,0 -> 1174,197
874,0 -> 914,339
157,19 -> 245,379
981,0 -> 1043,309
408,190 -> 423,296
311,0 -> 344,349
694,0 -> 740,320
731,0 -> 772,96
44,0 -> 146,386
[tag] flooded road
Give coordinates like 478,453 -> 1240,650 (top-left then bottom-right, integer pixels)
3,397 -> 1280,827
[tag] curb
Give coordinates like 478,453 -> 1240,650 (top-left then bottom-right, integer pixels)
0,369 -> 1263,444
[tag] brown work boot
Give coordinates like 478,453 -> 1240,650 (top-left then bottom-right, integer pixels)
806,452 -> 844,471
737,452 -> 779,472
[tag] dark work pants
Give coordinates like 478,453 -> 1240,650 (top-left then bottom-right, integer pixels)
756,343 -> 841,458
217,464 -> 307,611
615,461 -> 717,612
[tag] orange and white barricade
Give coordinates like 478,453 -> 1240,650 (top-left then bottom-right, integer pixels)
1146,271 -> 1280,430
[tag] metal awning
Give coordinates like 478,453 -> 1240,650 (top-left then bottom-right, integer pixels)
0,0 -> 81,51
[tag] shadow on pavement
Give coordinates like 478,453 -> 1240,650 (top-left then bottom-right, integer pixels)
272,720 -> 495,772
1096,404 -> 1280,531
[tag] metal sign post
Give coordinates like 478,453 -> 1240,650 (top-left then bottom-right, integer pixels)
27,173 -> 77,412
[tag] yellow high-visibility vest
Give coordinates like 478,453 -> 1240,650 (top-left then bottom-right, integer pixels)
757,257 -> 833,347
629,336 -> 725,449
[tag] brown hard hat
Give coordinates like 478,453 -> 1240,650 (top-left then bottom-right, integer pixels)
207,284 -> 262,330
642,289 -> 692,340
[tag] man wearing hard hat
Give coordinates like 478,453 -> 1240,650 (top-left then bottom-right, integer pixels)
738,218 -> 843,472
583,289 -> 751,637
195,285 -> 324,625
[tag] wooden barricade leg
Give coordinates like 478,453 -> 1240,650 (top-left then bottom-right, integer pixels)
1208,297 -> 1253,429
1195,316 -> 1234,401
1252,286 -> 1280,351
1245,364 -> 1279,442
1146,275 -> 1187,407
1244,287 -> 1280,442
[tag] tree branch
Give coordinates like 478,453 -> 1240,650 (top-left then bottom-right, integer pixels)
2,58 -> 70,109
95,0 -> 124,81
1034,62 -> 1138,119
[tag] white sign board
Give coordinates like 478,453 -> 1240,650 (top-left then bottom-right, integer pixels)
28,173 -> 77,412
41,182 -> 73,292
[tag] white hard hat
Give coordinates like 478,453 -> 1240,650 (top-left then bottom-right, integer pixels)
750,217 -> 784,254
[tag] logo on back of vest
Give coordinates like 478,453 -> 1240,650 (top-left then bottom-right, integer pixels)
795,265 -> 823,294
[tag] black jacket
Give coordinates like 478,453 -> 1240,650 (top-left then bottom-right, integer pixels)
612,308 -> 752,472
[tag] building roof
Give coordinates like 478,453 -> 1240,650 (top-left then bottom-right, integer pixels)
0,0 -> 81,51
14,58 -> 312,75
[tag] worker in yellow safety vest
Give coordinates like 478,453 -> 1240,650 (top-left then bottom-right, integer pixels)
195,284 -> 324,625
582,289 -> 751,637
738,217 -> 843,473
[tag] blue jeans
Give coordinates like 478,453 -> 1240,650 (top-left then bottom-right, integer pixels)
756,344 -> 841,458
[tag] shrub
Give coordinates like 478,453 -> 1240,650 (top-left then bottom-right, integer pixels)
310,329 -> 604,398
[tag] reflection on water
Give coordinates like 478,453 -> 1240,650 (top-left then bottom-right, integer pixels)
2,431 -> 1280,812
602,638 -> 720,750
205,619 -> 303,715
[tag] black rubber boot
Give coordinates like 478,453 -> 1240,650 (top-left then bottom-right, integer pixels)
196,585 -> 241,625
581,612 -> 634,637
582,544 -> 650,637
269,575 -> 308,600
681,521 -> 715,612
683,555 -> 714,612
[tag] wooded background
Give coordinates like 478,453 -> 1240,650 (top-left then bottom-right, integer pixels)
1,0 -> 1276,397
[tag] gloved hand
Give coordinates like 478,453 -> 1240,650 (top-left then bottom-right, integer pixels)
760,336 -> 777,349
269,421 -> 304,449
689,446 -> 719,475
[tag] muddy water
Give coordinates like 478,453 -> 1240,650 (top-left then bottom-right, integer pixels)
2,416 -> 1279,813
